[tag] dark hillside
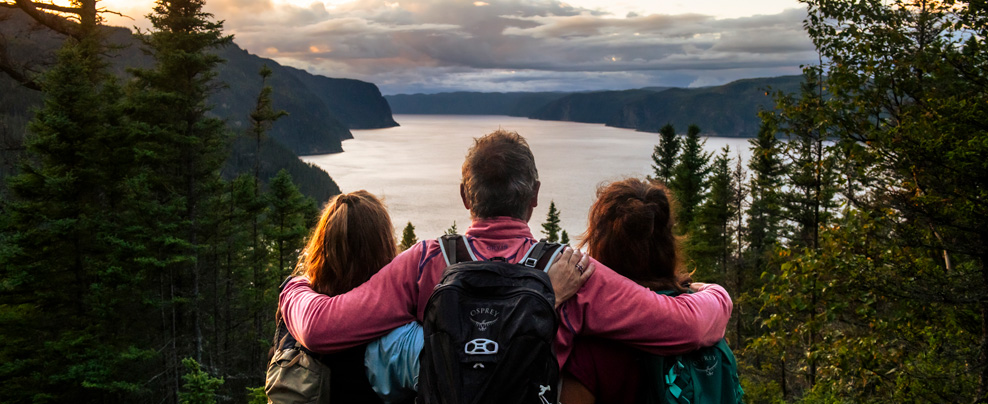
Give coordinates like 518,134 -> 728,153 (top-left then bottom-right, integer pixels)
529,89 -> 657,124
385,77 -> 802,137
282,66 -> 397,130
224,136 -> 340,204
609,75 -> 804,136
0,7 -> 397,156
386,91 -> 569,116
0,7 -> 396,200
533,76 -> 803,137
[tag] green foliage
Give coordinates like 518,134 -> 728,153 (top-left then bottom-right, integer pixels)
541,200 -> 563,243
651,123 -> 680,183
560,230 -> 570,246
740,1 -> 988,401
245,386 -> 268,404
400,221 -> 418,251
178,358 -> 223,404
445,221 -> 458,235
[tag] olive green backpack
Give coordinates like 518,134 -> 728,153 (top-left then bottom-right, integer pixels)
265,280 -> 332,403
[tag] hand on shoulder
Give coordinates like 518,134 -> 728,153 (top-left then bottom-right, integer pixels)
547,247 -> 595,308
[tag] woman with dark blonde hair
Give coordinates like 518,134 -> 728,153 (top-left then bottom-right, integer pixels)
560,178 -> 695,404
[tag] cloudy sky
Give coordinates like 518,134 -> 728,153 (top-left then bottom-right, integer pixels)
99,0 -> 815,94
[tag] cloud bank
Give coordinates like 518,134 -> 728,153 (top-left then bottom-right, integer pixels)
195,0 -> 815,94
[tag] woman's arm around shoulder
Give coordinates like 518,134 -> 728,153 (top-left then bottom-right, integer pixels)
279,242 -> 427,353
558,261 -> 732,355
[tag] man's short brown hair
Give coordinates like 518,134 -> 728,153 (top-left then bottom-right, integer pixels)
461,129 -> 539,219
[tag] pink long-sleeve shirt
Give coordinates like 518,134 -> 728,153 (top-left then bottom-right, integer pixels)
279,216 -> 733,366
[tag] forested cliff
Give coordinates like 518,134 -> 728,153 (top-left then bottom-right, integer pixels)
0,7 -> 397,157
385,76 -> 802,137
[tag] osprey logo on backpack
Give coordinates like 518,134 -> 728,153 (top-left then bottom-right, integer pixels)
693,352 -> 721,376
469,307 -> 500,331
418,234 -> 565,404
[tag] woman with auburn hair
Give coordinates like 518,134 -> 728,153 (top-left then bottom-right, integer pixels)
273,190 -> 412,404
560,178 -> 693,404
296,190 -> 398,297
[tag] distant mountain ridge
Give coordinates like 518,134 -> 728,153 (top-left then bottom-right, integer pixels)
385,91 -> 570,116
0,7 -> 398,203
0,7 -> 397,156
386,76 -> 804,137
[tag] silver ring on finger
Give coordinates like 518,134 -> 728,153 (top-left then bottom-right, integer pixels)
575,263 -> 585,274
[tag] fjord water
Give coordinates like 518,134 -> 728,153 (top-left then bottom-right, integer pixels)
302,115 -> 753,242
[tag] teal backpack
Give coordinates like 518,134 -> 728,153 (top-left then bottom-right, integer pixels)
641,291 -> 744,404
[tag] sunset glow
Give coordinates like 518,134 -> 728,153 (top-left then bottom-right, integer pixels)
88,0 -> 811,94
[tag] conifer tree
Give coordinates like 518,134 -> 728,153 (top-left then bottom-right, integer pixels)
178,358 -> 223,404
213,174 -> 259,375
740,115 -> 786,351
746,115 -> 785,266
541,200 -> 563,242
126,0 -> 234,394
560,230 -> 570,246
445,221 -> 458,235
0,21 -> 154,402
779,69 -> 838,250
651,123 -> 680,183
266,170 -> 316,278
669,124 -> 711,234
400,221 -> 418,251
749,68 -> 839,397
692,147 -> 736,282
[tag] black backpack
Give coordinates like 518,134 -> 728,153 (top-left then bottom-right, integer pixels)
418,235 -> 565,404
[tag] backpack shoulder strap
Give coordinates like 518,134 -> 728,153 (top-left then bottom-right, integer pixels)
519,239 -> 566,272
438,234 -> 476,266
273,276 -> 294,349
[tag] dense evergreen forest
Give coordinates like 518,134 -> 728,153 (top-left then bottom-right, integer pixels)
656,1 -> 988,401
0,1 -> 322,402
1,0 -> 986,403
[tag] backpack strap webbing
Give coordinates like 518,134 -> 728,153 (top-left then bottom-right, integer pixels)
438,234 -> 475,266
274,276 -> 293,342
273,276 -> 323,360
520,239 -> 566,272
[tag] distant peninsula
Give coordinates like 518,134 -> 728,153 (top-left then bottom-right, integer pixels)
0,7 -> 398,157
386,76 -> 803,137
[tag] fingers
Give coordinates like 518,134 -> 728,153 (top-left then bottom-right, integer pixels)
557,247 -> 575,267
576,251 -> 589,273
580,261 -> 595,281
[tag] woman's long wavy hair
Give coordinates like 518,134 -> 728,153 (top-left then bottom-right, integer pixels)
579,178 -> 689,293
294,190 -> 398,296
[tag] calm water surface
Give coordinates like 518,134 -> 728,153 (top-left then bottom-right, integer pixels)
303,115 -> 752,243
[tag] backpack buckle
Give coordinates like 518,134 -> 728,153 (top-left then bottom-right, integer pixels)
464,339 -> 499,355
524,257 -> 538,267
